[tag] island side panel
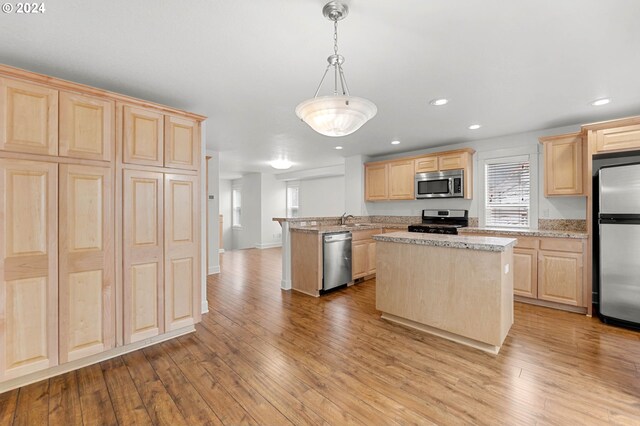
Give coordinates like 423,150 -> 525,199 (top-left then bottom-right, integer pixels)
500,246 -> 515,344
291,231 -> 322,297
376,241 -> 511,347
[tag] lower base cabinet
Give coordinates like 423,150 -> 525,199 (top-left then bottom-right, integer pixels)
352,229 -> 381,280
538,250 -> 583,306
513,247 -> 537,299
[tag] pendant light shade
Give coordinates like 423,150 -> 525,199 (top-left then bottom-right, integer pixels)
296,2 -> 377,138
295,95 -> 377,137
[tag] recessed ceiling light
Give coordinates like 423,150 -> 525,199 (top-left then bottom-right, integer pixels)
270,159 -> 292,170
335,146 -> 343,150
591,98 -> 611,106
429,98 -> 449,106
468,124 -> 481,130
391,140 -> 401,145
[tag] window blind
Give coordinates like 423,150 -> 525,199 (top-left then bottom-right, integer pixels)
485,161 -> 530,228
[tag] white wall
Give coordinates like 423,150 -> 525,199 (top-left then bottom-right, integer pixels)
232,173 -> 261,250
363,124 -> 587,221
206,152 -> 221,274
345,155 -> 366,216
298,176 -> 346,217
260,174 -> 286,248
219,179 -> 233,251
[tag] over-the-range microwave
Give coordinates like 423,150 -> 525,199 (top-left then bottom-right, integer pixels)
415,169 -> 464,199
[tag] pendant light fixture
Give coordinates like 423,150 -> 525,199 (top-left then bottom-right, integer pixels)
295,1 -> 377,137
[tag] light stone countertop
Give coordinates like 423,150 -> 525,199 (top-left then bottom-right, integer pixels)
373,231 -> 517,252
460,227 -> 588,239
290,223 -> 409,234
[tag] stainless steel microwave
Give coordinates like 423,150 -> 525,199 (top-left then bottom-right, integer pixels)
415,170 -> 464,199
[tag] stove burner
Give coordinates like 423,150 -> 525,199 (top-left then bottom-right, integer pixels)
408,209 -> 469,235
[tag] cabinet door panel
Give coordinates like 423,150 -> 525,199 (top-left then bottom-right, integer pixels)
438,153 -> 466,171
59,92 -> 114,161
164,174 -> 200,331
0,78 -> 58,156
59,165 -> 114,363
538,250 -> 583,306
352,241 -> 367,279
165,116 -> 199,170
415,156 -> 438,173
543,135 -> 583,196
365,164 -> 388,201
123,170 -> 164,343
367,241 -> 377,276
596,125 -> 640,153
0,160 -> 58,381
388,160 -> 415,200
513,247 -> 537,298
123,106 -> 164,166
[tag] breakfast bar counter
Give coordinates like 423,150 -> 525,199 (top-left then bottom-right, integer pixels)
374,232 -> 516,354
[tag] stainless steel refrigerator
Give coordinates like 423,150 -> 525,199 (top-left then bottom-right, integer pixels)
599,162 -> 640,326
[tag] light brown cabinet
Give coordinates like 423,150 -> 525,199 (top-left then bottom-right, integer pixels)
0,159 -> 59,381
59,92 -> 114,161
123,170 -> 164,344
365,163 -> 388,201
594,124 -> 640,154
123,105 -> 164,166
540,132 -> 585,196
475,232 -> 586,312
164,173 -> 200,331
438,151 -> 470,171
415,156 -> 438,173
513,247 -> 537,298
538,250 -> 583,306
388,159 -> 415,200
0,77 -> 58,156
352,229 -> 380,280
59,164 -> 115,363
0,64 -> 204,391
165,115 -> 200,170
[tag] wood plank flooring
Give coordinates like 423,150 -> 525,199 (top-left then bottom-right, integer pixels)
3,247 -> 640,425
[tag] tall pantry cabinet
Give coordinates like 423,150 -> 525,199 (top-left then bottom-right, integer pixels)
0,65 -> 205,390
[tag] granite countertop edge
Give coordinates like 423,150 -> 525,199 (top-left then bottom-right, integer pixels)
373,232 -> 517,252
290,223 -> 409,234
460,227 -> 588,239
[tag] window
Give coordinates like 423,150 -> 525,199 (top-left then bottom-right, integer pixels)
485,159 -> 531,228
286,182 -> 299,218
232,187 -> 242,227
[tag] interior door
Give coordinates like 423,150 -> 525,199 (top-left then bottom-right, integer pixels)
59,164 -> 114,363
164,173 -> 200,331
123,169 -> 164,344
0,159 -> 58,381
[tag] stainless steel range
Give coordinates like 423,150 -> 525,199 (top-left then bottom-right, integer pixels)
408,209 -> 469,235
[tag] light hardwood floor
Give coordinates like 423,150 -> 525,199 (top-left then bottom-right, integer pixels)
2,247 -> 640,425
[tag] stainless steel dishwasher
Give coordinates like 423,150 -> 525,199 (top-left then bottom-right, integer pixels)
323,231 -> 352,291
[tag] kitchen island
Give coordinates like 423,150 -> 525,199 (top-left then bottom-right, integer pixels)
374,232 -> 516,354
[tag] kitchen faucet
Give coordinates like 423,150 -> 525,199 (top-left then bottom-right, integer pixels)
341,212 -> 355,225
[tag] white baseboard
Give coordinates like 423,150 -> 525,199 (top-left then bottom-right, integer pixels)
201,299 -> 209,314
255,242 -> 282,249
208,265 -> 220,275
281,279 -> 292,290
219,248 -> 225,253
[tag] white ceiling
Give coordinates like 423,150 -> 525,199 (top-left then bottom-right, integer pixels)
2,0 -> 640,178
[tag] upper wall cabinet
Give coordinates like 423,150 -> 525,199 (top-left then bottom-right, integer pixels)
540,132 -> 585,197
388,159 -> 415,200
123,105 -> 164,166
366,148 -> 475,201
165,115 -> 200,170
59,92 -> 114,161
0,77 -> 58,156
594,124 -> 640,154
365,162 -> 388,201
